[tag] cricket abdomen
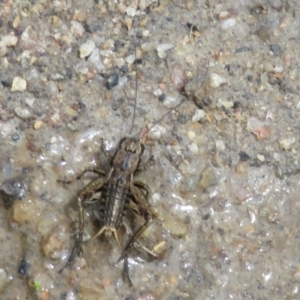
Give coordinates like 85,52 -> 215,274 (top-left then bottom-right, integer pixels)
96,180 -> 131,229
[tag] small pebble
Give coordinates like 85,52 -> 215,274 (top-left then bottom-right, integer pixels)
71,20 -> 85,37
11,77 -> 27,91
163,95 -> 180,108
147,124 -> 167,140
88,48 -> 105,71
14,107 -> 32,119
0,268 -> 9,293
221,18 -> 237,30
13,15 -> 20,28
25,97 -> 35,107
209,73 -> 226,88
278,136 -> 296,150
215,140 -> 225,151
157,51 -> 167,59
218,11 -> 230,20
217,99 -> 234,108
142,30 -> 150,37
107,73 -> 119,90
257,154 -> 265,162
11,133 -> 20,141
2,34 -> 18,47
192,109 -> 206,122
157,43 -> 174,52
126,7 -> 136,17
34,120 -> 44,130
124,54 -> 135,64
188,142 -> 198,154
79,40 -> 95,58
187,130 -> 196,140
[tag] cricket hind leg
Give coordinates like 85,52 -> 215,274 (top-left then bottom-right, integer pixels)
119,183 -> 154,262
59,177 -> 106,273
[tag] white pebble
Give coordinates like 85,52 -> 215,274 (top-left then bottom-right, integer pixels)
157,51 -> 167,59
163,95 -> 180,109
124,54 -> 135,64
187,131 -> 196,140
221,18 -> 237,30
209,73 -> 226,88
188,142 -> 198,154
215,140 -> 225,151
0,268 -> 9,292
257,154 -> 265,162
217,98 -> 234,108
70,20 -> 85,37
279,136 -> 296,150
126,7 -> 136,17
192,109 -> 206,122
157,43 -> 174,52
25,97 -> 35,107
273,152 -> 280,161
2,34 -> 18,46
11,76 -> 27,91
153,88 -> 163,97
88,48 -> 105,71
14,107 -> 32,119
142,30 -> 150,37
147,124 -> 167,140
79,39 -> 95,58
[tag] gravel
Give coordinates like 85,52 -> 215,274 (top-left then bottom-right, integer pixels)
1,0 -> 300,299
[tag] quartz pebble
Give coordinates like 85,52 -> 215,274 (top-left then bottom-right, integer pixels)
2,34 -> 18,47
71,20 -> 85,37
192,109 -> 206,122
79,40 -> 95,58
221,18 -> 237,30
278,135 -> 296,150
188,142 -> 198,154
0,268 -> 9,293
11,77 -> 27,91
209,73 -> 226,88
157,43 -> 174,52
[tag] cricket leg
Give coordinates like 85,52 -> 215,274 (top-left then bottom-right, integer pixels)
59,177 -> 106,272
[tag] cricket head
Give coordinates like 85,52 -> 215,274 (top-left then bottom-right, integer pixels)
113,137 -> 144,175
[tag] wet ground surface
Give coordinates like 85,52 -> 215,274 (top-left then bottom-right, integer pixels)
1,0 -> 300,299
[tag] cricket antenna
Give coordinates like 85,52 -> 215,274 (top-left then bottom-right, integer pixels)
129,45 -> 138,136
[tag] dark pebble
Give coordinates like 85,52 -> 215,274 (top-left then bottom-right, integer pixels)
111,97 -> 124,111
107,73 -> 119,90
12,133 -> 20,141
18,259 -> 29,276
203,97 -> 212,106
85,17 -> 101,33
269,44 -> 282,55
158,93 -> 166,102
239,151 -> 250,161
120,65 -> 128,73
0,176 -> 29,200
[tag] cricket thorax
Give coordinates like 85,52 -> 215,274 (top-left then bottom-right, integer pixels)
112,137 -> 144,178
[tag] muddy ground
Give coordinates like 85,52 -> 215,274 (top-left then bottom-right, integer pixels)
0,0 -> 300,299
